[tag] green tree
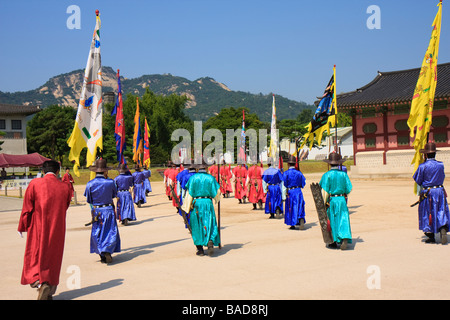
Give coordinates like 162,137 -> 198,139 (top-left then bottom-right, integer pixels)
27,105 -> 76,164
103,88 -> 192,166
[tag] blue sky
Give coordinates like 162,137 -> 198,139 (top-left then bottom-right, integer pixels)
0,0 -> 449,105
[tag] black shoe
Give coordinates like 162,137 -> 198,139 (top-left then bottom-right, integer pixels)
196,245 -> 204,256
252,204 -> 257,210
424,232 -> 436,243
289,226 -> 296,230
269,213 -> 275,219
238,199 -> 242,204
327,242 -> 338,249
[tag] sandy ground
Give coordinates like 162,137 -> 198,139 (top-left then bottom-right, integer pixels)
1,173 -> 450,301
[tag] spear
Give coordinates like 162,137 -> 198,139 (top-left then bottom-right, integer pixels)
217,157 -> 222,249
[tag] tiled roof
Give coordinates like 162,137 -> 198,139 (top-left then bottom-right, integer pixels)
0,103 -> 41,115
337,62 -> 450,109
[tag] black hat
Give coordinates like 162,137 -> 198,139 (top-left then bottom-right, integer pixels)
118,163 -> 129,174
287,155 -> 297,165
323,153 -> 345,165
89,159 -> 111,172
420,142 -> 438,154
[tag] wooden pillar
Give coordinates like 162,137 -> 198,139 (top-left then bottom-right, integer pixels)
382,109 -> 388,165
352,113 -> 357,166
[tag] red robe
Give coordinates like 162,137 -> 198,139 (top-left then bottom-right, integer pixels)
164,168 -> 171,196
18,173 -> 72,286
219,165 -> 233,194
209,165 -> 219,182
168,168 -> 180,207
247,165 -> 265,203
62,172 -> 74,198
232,165 -> 248,200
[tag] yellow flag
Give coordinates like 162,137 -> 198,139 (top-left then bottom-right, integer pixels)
407,1 -> 442,176
67,12 -> 102,177
299,65 -> 337,151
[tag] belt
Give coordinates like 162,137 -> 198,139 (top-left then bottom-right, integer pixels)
268,184 -> 278,186
93,203 -> 113,208
287,186 -> 301,191
194,196 -> 212,200
424,185 -> 444,190
118,189 -> 130,192
330,194 -> 347,197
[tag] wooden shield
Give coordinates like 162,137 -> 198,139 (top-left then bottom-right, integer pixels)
310,182 -> 333,244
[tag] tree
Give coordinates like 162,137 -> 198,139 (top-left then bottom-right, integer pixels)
103,88 -> 192,166
27,105 -> 76,164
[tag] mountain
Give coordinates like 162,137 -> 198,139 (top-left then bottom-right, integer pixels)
0,66 -> 314,122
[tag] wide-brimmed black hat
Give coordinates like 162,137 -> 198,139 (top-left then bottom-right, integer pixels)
287,155 -> 297,165
420,142 -> 439,154
323,153 -> 345,165
195,158 -> 208,169
117,163 -> 129,174
89,159 -> 111,172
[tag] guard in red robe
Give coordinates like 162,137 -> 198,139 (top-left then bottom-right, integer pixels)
219,163 -> 233,198
18,160 -> 72,300
62,167 -> 74,199
209,163 -> 219,181
233,164 -> 248,203
247,163 -> 265,210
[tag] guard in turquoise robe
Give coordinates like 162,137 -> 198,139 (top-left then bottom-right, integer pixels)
182,163 -> 221,256
319,153 -> 352,249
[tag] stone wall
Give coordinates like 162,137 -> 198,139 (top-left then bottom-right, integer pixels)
350,147 -> 450,178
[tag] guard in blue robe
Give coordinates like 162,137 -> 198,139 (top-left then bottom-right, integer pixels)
181,161 -> 221,256
132,165 -> 147,207
143,166 -> 152,195
114,164 -> 136,225
282,156 -> 306,230
413,143 -> 449,244
84,159 -> 121,263
262,162 -> 284,219
319,153 -> 353,250
176,165 -> 190,207
178,164 -> 197,228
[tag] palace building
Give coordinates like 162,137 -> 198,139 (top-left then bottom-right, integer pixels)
338,62 -> 450,177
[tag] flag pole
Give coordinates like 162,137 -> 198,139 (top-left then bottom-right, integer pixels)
334,65 -> 338,153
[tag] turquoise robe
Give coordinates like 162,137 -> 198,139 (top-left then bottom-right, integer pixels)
319,168 -> 353,244
183,172 -> 221,247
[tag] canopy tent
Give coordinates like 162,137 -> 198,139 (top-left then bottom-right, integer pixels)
0,153 -> 51,168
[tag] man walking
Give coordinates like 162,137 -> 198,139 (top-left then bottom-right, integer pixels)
84,159 -> 121,263
182,160 -> 221,256
114,164 -> 136,225
283,155 -> 307,229
262,161 -> 284,218
319,153 -> 353,250
18,160 -> 72,300
413,142 -> 450,244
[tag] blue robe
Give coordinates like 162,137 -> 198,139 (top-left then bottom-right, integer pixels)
114,173 -> 136,222
319,168 -> 353,244
143,169 -> 152,193
283,168 -> 306,226
84,175 -> 121,255
176,169 -> 189,206
183,172 -> 221,247
262,167 -> 284,214
413,159 -> 449,234
132,171 -> 147,205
